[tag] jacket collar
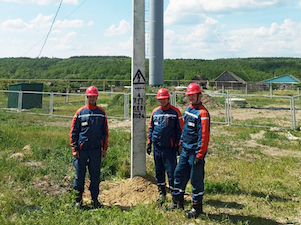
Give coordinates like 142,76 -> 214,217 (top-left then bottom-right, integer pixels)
161,103 -> 171,111
190,102 -> 203,108
86,103 -> 97,110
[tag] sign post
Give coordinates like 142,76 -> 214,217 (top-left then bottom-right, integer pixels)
131,0 -> 146,177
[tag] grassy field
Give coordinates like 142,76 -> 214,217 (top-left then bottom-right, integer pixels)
0,108 -> 300,225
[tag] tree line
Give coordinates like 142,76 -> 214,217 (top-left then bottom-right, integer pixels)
1,56 -> 301,82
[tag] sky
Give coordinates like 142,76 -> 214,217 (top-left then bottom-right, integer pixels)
0,0 -> 301,59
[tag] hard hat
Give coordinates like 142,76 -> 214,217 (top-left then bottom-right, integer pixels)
186,83 -> 202,95
157,88 -> 170,99
86,86 -> 99,96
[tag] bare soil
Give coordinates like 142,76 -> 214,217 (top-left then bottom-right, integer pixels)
82,176 -> 159,207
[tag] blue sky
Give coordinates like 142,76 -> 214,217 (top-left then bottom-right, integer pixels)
0,0 -> 301,59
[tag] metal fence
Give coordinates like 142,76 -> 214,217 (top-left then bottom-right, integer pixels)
0,90 -> 300,130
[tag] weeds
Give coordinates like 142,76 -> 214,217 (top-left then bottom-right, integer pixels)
0,111 -> 300,224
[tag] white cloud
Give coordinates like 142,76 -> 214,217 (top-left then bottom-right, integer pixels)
54,19 -> 85,29
87,21 -> 94,26
104,19 -> 131,36
165,0 -> 288,25
55,31 -> 77,50
2,18 -> 33,31
119,36 -> 132,50
1,14 -> 86,32
225,19 -> 301,57
1,0 -> 78,5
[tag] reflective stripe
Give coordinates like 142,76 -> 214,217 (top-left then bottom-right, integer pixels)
157,182 -> 166,186
153,114 -> 177,118
185,111 -> 198,119
173,187 -> 185,193
193,191 -> 204,197
201,117 -> 209,120
78,114 -> 105,118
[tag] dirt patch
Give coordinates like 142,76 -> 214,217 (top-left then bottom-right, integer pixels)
108,119 -> 131,131
243,139 -> 301,158
250,130 -> 266,140
33,175 -> 71,196
82,176 -> 158,207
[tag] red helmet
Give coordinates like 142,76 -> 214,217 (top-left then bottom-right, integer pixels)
186,83 -> 202,95
86,86 -> 99,96
157,88 -> 170,99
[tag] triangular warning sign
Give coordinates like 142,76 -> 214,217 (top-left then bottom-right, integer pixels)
133,69 -> 145,84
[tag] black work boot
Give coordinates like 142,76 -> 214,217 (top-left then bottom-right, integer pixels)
91,199 -> 103,209
186,201 -> 203,219
74,192 -> 83,208
165,195 -> 184,211
157,185 -> 166,205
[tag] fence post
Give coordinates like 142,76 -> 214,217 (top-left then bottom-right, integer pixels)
170,92 -> 176,107
124,93 -> 129,119
229,92 -> 232,124
270,85 -> 273,98
49,92 -> 54,116
225,92 -> 229,125
291,97 -> 296,130
17,91 -> 23,113
65,88 -> 69,103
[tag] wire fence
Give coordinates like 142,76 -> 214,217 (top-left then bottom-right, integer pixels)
0,90 -> 300,130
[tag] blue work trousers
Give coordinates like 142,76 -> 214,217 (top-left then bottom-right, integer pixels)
153,145 -> 177,190
73,149 -> 101,200
172,148 -> 205,204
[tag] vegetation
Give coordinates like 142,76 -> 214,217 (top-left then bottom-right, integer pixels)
0,56 -> 300,224
0,103 -> 300,224
1,56 -> 301,84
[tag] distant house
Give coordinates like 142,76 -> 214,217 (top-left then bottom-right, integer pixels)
214,70 -> 246,90
191,75 -> 209,89
263,74 -> 300,89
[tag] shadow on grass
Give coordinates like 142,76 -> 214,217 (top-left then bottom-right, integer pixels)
205,199 -> 245,209
204,213 -> 282,225
206,181 -> 294,203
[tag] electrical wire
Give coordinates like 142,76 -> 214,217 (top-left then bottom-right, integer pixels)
23,0 -> 88,57
194,0 -> 251,81
37,0 -> 64,58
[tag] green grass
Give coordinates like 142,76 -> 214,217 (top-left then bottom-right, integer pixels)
0,111 -> 300,224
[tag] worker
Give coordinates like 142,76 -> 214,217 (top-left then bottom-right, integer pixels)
70,86 -> 109,208
147,88 -> 183,204
169,83 -> 210,218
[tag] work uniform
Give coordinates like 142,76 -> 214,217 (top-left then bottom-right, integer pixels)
172,102 -> 210,204
70,103 -> 108,200
148,103 -> 183,191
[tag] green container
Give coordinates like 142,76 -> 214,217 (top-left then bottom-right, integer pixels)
8,83 -> 43,109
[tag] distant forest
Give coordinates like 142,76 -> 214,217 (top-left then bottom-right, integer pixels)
1,56 -> 301,83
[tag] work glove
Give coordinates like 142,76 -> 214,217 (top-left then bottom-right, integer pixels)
146,143 -> 152,155
194,157 -> 203,166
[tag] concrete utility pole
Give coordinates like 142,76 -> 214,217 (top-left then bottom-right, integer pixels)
131,0 -> 146,178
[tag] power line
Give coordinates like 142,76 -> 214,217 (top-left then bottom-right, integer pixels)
194,0 -> 251,80
194,0 -> 237,58
37,0 -> 64,58
23,0 -> 88,57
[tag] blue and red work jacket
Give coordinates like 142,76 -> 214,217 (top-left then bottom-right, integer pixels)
181,103 -> 210,159
148,103 -> 183,148
70,103 -> 109,154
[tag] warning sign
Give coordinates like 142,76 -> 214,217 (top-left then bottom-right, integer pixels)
133,69 -> 145,84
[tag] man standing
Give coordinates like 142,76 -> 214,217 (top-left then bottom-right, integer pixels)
70,86 -> 109,208
147,88 -> 183,204
169,83 -> 210,218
